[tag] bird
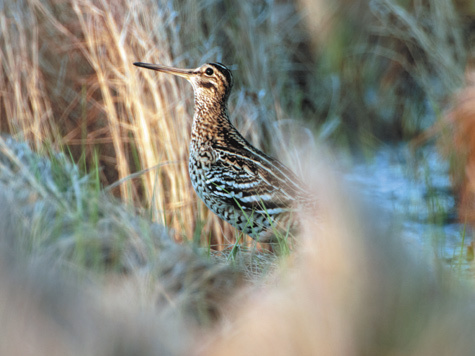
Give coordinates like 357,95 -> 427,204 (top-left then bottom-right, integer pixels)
134,61 -> 311,242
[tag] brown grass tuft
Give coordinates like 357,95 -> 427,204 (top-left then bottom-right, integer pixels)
201,162 -> 475,356
0,135 -> 245,324
443,67 -> 475,223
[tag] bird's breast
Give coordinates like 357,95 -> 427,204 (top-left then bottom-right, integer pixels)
188,143 -> 215,194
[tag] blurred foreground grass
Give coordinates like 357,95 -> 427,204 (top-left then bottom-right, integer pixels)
3,134 -> 475,355
0,135 -> 247,323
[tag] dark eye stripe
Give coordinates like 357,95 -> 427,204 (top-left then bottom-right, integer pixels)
200,81 -> 217,90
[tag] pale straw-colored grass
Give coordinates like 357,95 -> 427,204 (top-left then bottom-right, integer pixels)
1,0 -> 315,247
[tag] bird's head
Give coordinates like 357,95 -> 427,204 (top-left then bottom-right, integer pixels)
134,62 -> 234,104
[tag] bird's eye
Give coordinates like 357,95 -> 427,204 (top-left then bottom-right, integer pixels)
205,68 -> 214,76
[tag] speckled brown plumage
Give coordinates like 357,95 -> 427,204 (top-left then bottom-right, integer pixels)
134,61 -> 311,242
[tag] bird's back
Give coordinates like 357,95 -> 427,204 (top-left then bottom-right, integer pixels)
189,118 -> 310,241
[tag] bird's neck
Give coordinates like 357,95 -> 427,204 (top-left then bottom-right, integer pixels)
190,96 -> 236,147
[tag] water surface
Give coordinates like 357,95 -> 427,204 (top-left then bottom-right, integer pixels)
345,144 -> 472,276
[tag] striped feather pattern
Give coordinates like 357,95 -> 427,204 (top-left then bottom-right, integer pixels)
186,64 -> 311,241
135,61 -> 313,242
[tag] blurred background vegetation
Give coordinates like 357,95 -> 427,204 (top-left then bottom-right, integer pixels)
1,0 -> 474,247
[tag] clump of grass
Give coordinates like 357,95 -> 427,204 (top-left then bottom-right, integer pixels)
0,135 -> 245,323
442,70 -> 475,222
202,159 -> 475,356
0,245 -> 194,356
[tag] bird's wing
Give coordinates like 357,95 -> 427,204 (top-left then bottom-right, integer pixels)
204,145 -> 307,213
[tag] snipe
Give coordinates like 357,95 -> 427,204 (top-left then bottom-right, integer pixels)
134,61 -> 311,242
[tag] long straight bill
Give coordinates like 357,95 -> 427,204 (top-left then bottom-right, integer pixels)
133,62 -> 194,79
